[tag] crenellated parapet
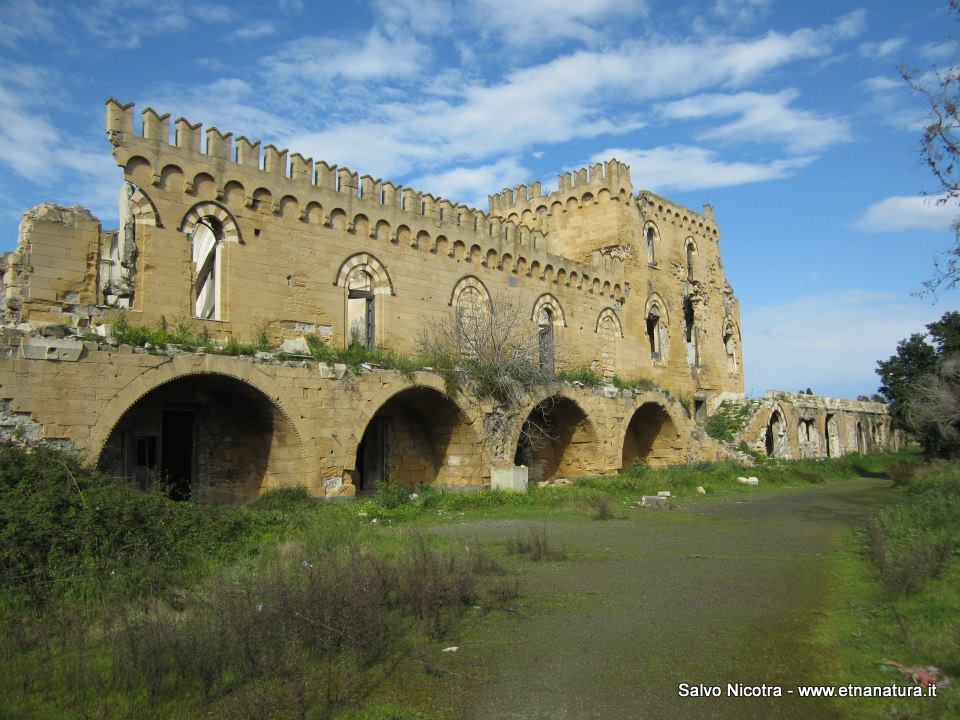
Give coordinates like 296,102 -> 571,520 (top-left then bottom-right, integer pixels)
104,99 -> 627,303
638,191 -> 720,242
488,160 -> 633,221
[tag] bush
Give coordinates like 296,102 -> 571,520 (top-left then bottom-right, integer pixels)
704,401 -> 756,443
505,525 -> 567,561
0,445 -> 260,606
862,468 -> 960,597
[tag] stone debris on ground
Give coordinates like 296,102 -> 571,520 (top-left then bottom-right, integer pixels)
737,476 -> 759,486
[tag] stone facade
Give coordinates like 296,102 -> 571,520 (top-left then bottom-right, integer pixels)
0,98 -> 897,502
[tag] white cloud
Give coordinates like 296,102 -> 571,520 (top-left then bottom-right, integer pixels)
863,75 -> 900,92
858,37 -> 906,60
0,0 -> 56,47
710,0 -> 771,28
658,89 -> 850,154
75,1 -> 238,48
264,30 -> 429,86
921,40 -> 955,61
855,194 -> 959,232
742,291 -> 943,398
231,22 -> 277,40
407,157 -> 530,207
467,0 -> 648,47
594,145 -> 814,192
0,71 -> 118,221
374,0 -> 454,37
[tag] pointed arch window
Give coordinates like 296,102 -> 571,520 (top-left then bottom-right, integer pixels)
192,220 -> 221,320
537,307 -> 555,374
646,304 -> 664,360
347,268 -> 375,350
645,226 -> 656,265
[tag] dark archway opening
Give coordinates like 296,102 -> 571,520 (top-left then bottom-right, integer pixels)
98,374 -> 300,503
355,387 -> 476,494
621,402 -> 681,469
856,421 -> 866,454
514,396 -> 596,482
765,410 -> 785,458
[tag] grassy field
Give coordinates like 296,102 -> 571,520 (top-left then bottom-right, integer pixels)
1,446 -> 956,719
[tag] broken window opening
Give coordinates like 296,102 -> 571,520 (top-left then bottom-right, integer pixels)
347,268 -> 375,351
645,226 -> 656,265
135,436 -> 158,468
192,220 -> 221,320
723,326 -> 738,373
646,305 -> 662,361
538,307 -> 556,374
683,296 -> 697,366
455,286 -> 486,357
686,242 -> 695,280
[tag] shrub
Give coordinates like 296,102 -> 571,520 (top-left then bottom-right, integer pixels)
505,525 -> 567,561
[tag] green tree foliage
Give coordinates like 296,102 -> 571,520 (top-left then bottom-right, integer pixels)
878,310 -> 960,456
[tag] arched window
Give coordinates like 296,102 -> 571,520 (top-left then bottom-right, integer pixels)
645,226 -> 656,265
646,304 -> 664,360
537,307 -> 555,374
191,220 -> 221,320
686,240 -> 695,281
347,268 -> 375,350
723,321 -> 739,373
683,296 -> 697,366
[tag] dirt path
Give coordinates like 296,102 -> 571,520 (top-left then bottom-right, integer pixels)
427,479 -> 896,720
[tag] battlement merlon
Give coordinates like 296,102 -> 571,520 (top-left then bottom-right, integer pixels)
638,190 -> 720,242
102,99 -> 628,295
487,160 -> 633,219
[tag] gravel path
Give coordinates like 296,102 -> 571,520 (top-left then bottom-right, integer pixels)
426,479 -> 895,720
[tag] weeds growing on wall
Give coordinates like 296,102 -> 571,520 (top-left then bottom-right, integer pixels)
704,400 -> 757,443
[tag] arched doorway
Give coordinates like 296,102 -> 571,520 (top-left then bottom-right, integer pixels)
97,373 -> 301,503
514,396 -> 597,482
765,409 -> 787,458
621,402 -> 682,469
354,387 -> 478,493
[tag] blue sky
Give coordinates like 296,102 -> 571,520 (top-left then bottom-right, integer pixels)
0,0 -> 957,398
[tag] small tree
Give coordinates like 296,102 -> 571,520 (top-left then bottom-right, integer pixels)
877,310 -> 960,455
417,293 -> 563,461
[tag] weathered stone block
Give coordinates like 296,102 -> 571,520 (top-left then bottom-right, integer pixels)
19,337 -> 83,361
491,465 -> 528,492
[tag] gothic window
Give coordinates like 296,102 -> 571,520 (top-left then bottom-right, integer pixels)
686,240 -> 695,281
537,307 -> 555,374
192,220 -> 221,320
683,296 -> 697,366
646,304 -> 664,360
723,322 -> 739,373
645,226 -> 656,265
347,268 -> 375,351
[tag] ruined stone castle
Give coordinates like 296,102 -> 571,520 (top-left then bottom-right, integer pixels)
0,99 -> 896,501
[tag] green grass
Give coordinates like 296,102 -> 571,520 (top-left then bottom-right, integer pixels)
353,451 -> 914,525
817,462 -> 960,719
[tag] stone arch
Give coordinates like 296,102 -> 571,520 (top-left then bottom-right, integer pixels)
91,356 -> 313,502
179,201 -> 243,244
304,201 -> 324,225
352,213 -> 370,237
334,252 -> 395,295
278,194 -> 299,219
353,384 -> 482,492
222,179 -> 246,210
513,394 -> 598,482
449,275 -> 491,308
764,405 -> 789,458
532,294 -> 566,326
127,183 -> 162,228
159,163 -> 184,192
124,155 -> 153,186
193,172 -> 216,199
620,398 -> 686,469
